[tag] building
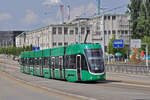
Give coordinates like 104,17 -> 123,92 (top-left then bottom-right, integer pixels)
16,22 -> 91,50
0,31 -> 23,47
16,14 -> 130,51
88,14 -> 130,47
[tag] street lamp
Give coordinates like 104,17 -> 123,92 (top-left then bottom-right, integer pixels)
76,16 -> 81,44
127,15 -> 131,61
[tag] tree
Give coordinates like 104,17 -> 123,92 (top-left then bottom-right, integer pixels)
127,0 -> 142,38
127,0 -> 150,39
140,36 -> 150,55
0,45 -> 33,56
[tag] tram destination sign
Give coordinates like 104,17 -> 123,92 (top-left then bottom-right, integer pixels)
113,39 -> 124,48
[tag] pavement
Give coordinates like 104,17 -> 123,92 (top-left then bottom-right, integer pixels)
0,72 -> 70,100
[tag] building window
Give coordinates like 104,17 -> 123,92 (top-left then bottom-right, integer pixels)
104,16 -> 107,20
104,30 -> 107,35
75,27 -> 78,34
125,30 -> 128,34
58,42 -> 62,46
52,27 -> 56,35
121,30 -> 124,34
81,27 -> 85,34
53,42 -> 57,46
118,30 -> 120,35
58,27 -> 62,34
64,27 -> 68,35
112,30 -> 116,35
108,30 -> 111,35
108,16 -> 110,20
64,42 -> 68,46
70,30 -> 74,35
112,16 -> 116,20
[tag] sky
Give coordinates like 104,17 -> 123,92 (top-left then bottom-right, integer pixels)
0,0 -> 130,31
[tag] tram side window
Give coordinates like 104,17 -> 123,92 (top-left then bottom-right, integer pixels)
55,57 -> 59,69
21,58 -> 25,65
44,57 -> 47,65
24,59 -> 26,66
59,57 -> 63,66
67,55 -> 76,69
81,55 -> 88,70
35,58 -> 40,65
51,57 -> 55,67
32,58 -> 34,65
29,58 -> 33,66
44,57 -> 48,68
48,57 -> 51,66
39,58 -> 42,66
26,58 -> 29,67
24,58 -> 26,66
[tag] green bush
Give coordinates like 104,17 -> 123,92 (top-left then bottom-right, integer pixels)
0,45 -> 33,56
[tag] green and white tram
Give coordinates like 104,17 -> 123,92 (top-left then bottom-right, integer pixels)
20,43 -> 105,82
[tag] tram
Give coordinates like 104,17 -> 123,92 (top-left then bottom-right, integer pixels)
20,43 -> 105,82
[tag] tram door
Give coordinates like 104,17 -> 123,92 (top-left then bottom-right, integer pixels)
76,55 -> 81,81
52,57 -> 55,78
59,57 -> 63,79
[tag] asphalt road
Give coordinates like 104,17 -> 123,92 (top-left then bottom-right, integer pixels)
0,57 -> 150,100
0,71 -> 81,100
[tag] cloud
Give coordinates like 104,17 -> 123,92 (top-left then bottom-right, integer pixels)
42,18 -> 56,25
21,9 -> 39,26
70,3 -> 97,20
86,3 -> 97,16
42,0 -> 61,7
0,13 -> 12,22
70,5 -> 85,19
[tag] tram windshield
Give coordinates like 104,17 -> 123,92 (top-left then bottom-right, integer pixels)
85,49 -> 104,73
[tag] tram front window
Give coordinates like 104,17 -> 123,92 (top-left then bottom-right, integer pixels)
85,49 -> 104,73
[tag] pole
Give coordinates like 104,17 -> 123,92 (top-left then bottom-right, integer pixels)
97,0 -> 101,15
78,19 -> 80,43
102,14 -> 105,62
146,43 -> 148,67
108,34 -> 110,63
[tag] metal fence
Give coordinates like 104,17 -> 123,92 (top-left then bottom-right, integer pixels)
106,64 -> 150,75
